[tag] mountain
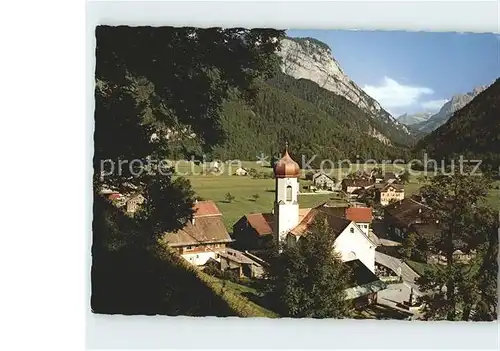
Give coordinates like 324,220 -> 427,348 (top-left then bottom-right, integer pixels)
397,112 -> 433,126
277,37 -> 412,145
414,78 -> 500,172
411,85 -> 489,136
100,34 -> 414,164
210,72 -> 411,165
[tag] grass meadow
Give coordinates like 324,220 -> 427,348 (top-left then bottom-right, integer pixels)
170,161 -> 499,230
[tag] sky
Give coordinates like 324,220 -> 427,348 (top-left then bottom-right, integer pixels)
286,30 -> 500,117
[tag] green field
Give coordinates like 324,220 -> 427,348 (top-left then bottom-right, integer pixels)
172,161 -> 499,230
184,174 -> 339,229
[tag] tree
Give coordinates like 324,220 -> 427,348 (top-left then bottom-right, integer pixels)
225,192 -> 235,203
92,27 -> 284,314
399,231 -> 418,260
264,214 -> 352,318
305,171 -> 315,180
94,26 -> 284,229
415,167 -> 494,321
399,170 -> 410,184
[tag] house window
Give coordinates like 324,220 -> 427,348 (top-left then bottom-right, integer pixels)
350,227 -> 354,233
286,185 -> 293,202
186,246 -> 193,250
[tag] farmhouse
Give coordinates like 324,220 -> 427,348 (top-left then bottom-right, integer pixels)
312,172 -> 335,190
377,183 -> 405,206
232,213 -> 274,251
384,198 -> 432,239
210,248 -> 266,278
162,200 -> 233,265
383,172 -> 399,183
341,178 -> 375,196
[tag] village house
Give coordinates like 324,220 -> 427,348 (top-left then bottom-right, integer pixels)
320,204 -> 373,237
377,183 -> 405,206
383,172 -> 400,184
410,223 -> 475,264
162,200 -> 233,266
232,213 -> 274,251
211,248 -> 266,278
341,178 -> 375,197
384,197 -> 432,240
345,206 -> 373,236
312,172 -> 335,190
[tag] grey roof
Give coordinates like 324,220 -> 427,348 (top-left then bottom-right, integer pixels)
163,216 -> 233,247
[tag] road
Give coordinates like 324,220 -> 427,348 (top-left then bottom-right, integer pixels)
375,251 -> 420,290
377,282 -> 423,320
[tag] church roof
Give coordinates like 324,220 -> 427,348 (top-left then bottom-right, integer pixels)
274,143 -> 300,178
289,206 -> 352,237
290,204 -> 378,245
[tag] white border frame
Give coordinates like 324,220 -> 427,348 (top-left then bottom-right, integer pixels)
85,1 -> 500,349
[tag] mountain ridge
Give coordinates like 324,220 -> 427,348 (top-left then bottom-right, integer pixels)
277,37 -> 412,145
397,112 -> 434,126
411,84 -> 490,136
414,78 -> 500,172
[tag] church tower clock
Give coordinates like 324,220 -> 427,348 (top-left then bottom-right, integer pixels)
273,142 -> 300,249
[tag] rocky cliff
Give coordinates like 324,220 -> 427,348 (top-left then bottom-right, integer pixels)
397,112 -> 433,126
412,85 -> 489,136
277,37 -> 411,144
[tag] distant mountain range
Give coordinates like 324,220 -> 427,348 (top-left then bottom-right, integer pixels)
409,85 -> 489,137
414,78 -> 500,172
397,112 -> 433,126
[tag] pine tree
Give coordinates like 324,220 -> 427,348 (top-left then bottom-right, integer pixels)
264,214 -> 352,318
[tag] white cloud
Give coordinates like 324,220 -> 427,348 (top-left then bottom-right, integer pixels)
363,77 -> 434,115
420,98 -> 448,111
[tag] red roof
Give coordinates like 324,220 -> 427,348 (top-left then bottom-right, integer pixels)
193,200 -> 221,217
246,213 -> 274,236
345,207 -> 373,223
108,193 -> 121,200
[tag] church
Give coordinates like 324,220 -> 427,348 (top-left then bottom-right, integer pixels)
234,144 -> 386,306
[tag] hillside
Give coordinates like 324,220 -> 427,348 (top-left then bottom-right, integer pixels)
210,73 -> 411,164
411,85 -> 489,137
278,37 -> 412,145
414,79 -> 500,172
96,32 -> 413,163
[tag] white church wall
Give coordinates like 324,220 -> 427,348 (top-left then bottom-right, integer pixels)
334,222 -> 376,273
274,177 -> 300,246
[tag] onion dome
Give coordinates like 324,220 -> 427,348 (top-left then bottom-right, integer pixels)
274,142 -> 300,178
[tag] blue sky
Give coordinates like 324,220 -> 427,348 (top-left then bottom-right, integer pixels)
287,30 -> 500,116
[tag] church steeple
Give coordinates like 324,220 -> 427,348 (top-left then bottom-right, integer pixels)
274,142 -> 300,179
273,142 -> 300,249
